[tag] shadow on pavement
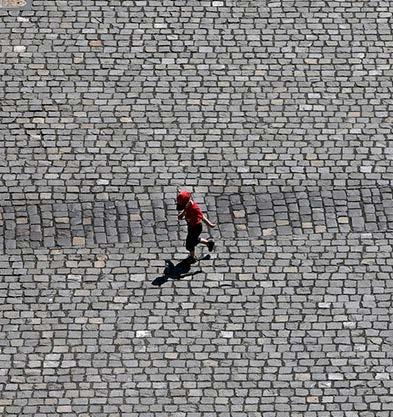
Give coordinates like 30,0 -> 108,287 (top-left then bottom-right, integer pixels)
152,255 -> 210,286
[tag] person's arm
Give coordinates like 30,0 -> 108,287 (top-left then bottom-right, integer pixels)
202,215 -> 216,228
178,200 -> 192,220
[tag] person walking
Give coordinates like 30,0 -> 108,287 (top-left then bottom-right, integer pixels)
176,190 -> 216,263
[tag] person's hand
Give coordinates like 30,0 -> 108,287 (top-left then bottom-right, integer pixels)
209,223 -> 216,228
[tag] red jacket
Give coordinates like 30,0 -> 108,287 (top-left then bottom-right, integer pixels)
184,201 -> 203,227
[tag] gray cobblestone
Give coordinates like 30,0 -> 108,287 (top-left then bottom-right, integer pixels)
1,0 -> 393,415
0,233 -> 392,414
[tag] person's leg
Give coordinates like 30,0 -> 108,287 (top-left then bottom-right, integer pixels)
186,225 -> 201,261
200,237 -> 214,252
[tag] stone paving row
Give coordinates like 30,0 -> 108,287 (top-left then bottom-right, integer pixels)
213,186 -> 393,238
2,187 -> 393,251
0,234 -> 392,416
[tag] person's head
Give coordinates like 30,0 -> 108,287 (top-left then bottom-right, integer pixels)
176,190 -> 192,211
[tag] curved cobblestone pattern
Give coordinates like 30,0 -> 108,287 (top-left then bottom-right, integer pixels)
1,0 -> 393,416
2,187 -> 393,251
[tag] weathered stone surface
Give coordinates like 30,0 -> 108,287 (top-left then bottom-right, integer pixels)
0,0 -> 392,415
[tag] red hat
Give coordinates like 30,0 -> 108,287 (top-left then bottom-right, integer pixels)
176,190 -> 191,210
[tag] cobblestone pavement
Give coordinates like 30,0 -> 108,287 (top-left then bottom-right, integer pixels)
1,0 -> 393,416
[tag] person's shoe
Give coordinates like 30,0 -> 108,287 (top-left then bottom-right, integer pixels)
207,240 -> 215,252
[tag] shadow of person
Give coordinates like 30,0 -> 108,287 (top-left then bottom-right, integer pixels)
152,255 -> 210,286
